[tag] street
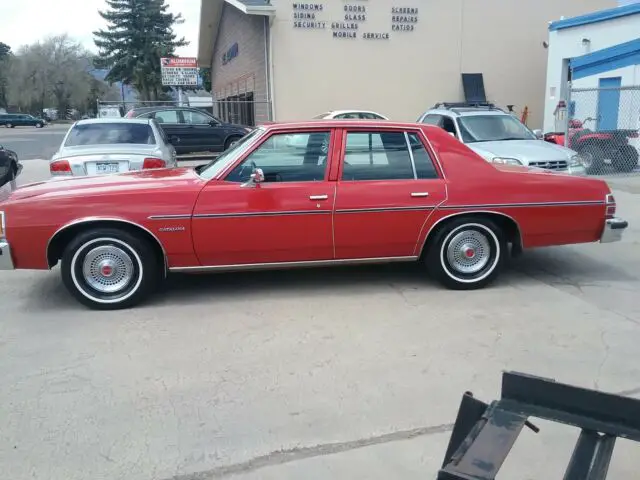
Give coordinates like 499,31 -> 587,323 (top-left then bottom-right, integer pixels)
1,140 -> 640,479
0,124 -> 70,160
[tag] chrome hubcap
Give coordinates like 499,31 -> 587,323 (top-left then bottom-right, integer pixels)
82,245 -> 134,294
446,230 -> 491,274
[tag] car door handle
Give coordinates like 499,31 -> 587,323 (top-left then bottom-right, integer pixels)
411,192 -> 430,197
309,195 -> 328,201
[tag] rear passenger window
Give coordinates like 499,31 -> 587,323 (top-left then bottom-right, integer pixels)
342,132 -> 414,181
408,133 -> 439,179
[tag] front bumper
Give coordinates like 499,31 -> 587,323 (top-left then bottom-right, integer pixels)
0,240 -> 14,270
600,217 -> 628,243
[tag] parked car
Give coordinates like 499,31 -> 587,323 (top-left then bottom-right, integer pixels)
0,113 -> 46,128
312,110 -> 389,120
0,145 -> 21,187
125,106 -> 251,155
0,120 -> 627,310
417,103 -> 586,175
286,110 -> 390,150
544,118 -> 639,174
49,118 -> 178,177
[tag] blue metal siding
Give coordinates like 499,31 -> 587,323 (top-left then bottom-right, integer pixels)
570,39 -> 640,80
549,3 -> 640,31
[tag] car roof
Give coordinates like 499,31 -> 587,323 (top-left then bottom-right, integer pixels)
74,118 -> 153,126
260,120 -> 429,130
327,110 -> 385,115
422,108 -> 510,117
129,106 -> 199,113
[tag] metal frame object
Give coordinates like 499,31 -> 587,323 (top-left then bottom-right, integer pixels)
437,371 -> 640,480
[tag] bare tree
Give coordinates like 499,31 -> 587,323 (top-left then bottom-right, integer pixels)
7,35 -> 114,115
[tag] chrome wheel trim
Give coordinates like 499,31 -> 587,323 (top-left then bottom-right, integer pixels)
581,151 -> 594,168
445,230 -> 491,274
82,245 -> 134,293
439,223 -> 501,283
70,237 -> 144,304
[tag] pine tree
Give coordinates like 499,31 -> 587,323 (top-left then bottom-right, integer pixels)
93,0 -> 188,101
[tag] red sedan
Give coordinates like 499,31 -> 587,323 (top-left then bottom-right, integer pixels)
0,121 -> 628,309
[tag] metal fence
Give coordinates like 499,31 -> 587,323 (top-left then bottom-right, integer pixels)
566,85 -> 640,176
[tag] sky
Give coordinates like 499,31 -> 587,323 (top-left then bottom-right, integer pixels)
1,0 -> 200,57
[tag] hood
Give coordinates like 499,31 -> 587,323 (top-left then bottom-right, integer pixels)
467,140 -> 576,165
6,167 -> 202,203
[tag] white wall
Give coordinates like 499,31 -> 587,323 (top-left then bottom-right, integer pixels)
543,14 -> 640,131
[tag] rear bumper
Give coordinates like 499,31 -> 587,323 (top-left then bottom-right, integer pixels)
600,217 -> 628,243
0,240 -> 14,270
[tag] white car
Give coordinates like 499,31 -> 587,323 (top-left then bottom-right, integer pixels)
50,118 -> 178,177
285,110 -> 390,150
312,110 -> 389,120
417,104 -> 586,175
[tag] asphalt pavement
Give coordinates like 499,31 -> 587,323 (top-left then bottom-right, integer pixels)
1,153 -> 640,479
0,123 -> 70,160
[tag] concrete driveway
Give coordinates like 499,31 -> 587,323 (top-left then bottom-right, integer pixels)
1,161 -> 639,479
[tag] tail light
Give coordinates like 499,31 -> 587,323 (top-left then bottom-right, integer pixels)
50,159 -> 72,175
125,110 -> 135,118
605,193 -> 616,219
142,158 -> 166,169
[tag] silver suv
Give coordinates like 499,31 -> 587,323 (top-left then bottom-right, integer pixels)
416,103 -> 586,175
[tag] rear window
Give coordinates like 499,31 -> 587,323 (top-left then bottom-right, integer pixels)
65,123 -> 156,146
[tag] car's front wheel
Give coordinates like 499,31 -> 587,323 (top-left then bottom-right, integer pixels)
426,217 -> 506,290
61,228 -> 160,310
224,135 -> 242,150
5,123 -> 13,128
35,122 -> 43,128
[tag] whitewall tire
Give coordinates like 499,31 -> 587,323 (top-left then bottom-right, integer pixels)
426,217 -> 505,290
61,228 -> 160,310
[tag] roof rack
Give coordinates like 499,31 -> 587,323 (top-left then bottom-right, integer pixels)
437,371 -> 640,480
433,102 -> 504,112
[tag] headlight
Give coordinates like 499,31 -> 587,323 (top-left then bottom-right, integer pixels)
0,211 -> 5,239
570,154 -> 584,166
491,157 -> 522,165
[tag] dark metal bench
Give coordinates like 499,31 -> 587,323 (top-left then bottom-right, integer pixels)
438,371 -> 640,480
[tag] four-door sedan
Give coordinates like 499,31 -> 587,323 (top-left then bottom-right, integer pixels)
417,104 -> 586,175
0,113 -> 46,128
0,120 -> 628,310
125,106 -> 251,155
49,118 -> 178,177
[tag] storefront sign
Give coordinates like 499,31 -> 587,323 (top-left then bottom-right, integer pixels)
344,4 -> 366,21
160,57 -> 198,86
222,43 -> 239,65
391,7 -> 419,32
363,32 -> 390,40
294,21 -> 327,28
293,2 -> 326,28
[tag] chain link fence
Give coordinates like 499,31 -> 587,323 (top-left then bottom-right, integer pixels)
565,85 -> 640,176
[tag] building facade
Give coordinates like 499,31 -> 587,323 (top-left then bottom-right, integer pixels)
198,0 -> 615,128
543,3 -> 640,133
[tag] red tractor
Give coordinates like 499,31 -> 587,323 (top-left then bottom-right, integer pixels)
544,118 -> 639,174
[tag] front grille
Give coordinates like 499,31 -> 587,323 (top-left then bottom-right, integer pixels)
528,160 -> 568,170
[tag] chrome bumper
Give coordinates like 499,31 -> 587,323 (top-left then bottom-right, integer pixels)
0,240 -> 14,270
600,217 -> 628,243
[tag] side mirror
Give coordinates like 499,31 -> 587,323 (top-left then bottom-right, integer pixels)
533,129 -> 543,139
447,131 -> 457,138
242,167 -> 265,188
209,120 -> 219,127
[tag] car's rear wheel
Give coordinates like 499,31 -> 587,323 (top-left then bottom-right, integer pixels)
426,217 -> 506,290
224,135 -> 242,150
5,123 -> 13,128
61,228 -> 160,310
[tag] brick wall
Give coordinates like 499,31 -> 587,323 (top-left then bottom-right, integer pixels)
211,4 -> 270,125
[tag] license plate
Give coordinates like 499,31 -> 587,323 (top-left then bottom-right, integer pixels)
96,162 -> 119,174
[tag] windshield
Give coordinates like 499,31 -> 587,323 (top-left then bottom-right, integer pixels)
312,112 -> 331,119
458,114 -> 536,143
65,123 -> 155,146
198,128 -> 263,180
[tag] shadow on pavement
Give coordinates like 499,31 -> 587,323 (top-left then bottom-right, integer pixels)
21,245 -> 635,312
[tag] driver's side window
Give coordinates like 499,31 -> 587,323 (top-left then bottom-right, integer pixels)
225,131 -> 330,183
440,116 -> 458,137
